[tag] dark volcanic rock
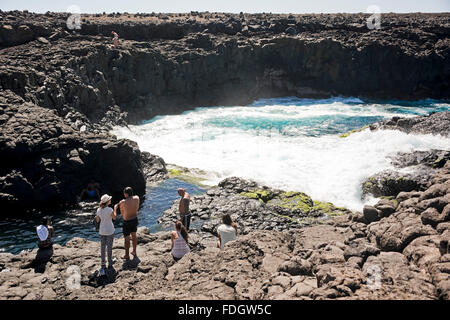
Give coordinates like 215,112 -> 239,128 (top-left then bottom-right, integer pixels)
0,91 -> 146,214
362,147 -> 450,200
158,176 -> 351,235
371,112 -> 450,137
141,152 -> 168,183
389,150 -> 450,169
362,169 -> 431,199
0,12 -> 449,130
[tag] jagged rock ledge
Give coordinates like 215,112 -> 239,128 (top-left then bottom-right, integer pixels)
369,111 -> 450,137
158,176 -> 351,234
362,149 -> 450,199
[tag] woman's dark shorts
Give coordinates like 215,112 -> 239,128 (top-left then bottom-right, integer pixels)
123,217 -> 138,237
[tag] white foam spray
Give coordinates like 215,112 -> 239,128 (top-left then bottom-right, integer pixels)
112,98 -> 450,211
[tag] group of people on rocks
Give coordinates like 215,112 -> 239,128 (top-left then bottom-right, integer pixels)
35,186 -> 238,276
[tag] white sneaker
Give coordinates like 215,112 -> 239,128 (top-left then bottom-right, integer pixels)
99,267 -> 106,276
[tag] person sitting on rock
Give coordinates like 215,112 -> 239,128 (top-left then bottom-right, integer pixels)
36,216 -> 54,250
114,187 -> 139,260
178,188 -> 191,231
79,179 -> 100,201
111,31 -> 119,48
171,221 -> 190,261
96,194 -> 116,276
217,214 -> 238,249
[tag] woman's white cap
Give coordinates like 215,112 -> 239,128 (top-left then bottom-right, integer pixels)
100,194 -> 112,204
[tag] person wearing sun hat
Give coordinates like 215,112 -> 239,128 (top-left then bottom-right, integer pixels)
95,194 -> 117,275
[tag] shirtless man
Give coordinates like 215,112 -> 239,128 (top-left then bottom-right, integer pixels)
114,187 -> 139,260
178,188 -> 191,231
111,31 -> 119,48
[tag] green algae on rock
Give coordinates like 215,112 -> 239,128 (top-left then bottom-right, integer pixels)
339,125 -> 370,138
240,189 -> 274,203
240,188 -> 350,218
167,165 -> 210,188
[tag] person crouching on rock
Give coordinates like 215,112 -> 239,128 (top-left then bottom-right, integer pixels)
114,187 -> 139,260
111,31 -> 119,48
171,221 -> 190,261
217,214 -> 238,249
96,194 -> 116,275
36,216 -> 54,250
178,188 -> 191,231
79,179 -> 100,201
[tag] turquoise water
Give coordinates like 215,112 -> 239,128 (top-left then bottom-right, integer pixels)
203,97 -> 450,137
0,179 -> 205,254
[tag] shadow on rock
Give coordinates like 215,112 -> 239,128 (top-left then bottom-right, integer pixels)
87,267 -> 118,288
122,256 -> 141,270
21,246 -> 54,273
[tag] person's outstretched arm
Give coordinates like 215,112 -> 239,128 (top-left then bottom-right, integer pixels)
170,232 -> 175,250
217,232 -> 221,248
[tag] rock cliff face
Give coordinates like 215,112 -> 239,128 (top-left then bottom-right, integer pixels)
0,90 -> 146,215
1,11 -> 449,126
0,161 -> 448,300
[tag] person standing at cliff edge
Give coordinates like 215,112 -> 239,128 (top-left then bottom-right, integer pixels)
178,188 -> 191,231
111,31 -> 119,48
96,194 -> 116,276
114,187 -> 139,260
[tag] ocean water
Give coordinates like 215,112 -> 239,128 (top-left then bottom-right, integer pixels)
0,179 -> 205,254
112,97 -> 450,211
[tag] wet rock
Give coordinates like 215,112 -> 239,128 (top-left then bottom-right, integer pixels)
362,169 -> 429,199
371,112 -> 450,137
159,177 -> 349,235
141,152 -> 168,183
390,150 -> 450,169
363,205 -> 382,223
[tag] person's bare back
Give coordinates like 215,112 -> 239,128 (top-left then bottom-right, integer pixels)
119,196 -> 139,221
179,191 -> 190,215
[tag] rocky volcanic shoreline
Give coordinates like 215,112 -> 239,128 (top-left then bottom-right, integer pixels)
0,160 -> 448,300
0,11 -> 449,300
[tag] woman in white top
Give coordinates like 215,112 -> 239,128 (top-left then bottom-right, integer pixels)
95,194 -> 117,274
217,214 -> 238,249
171,221 -> 190,261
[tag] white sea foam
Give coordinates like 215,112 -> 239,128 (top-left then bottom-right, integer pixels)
112,99 -> 450,211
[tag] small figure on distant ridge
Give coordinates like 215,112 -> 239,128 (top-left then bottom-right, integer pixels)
111,31 -> 119,48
